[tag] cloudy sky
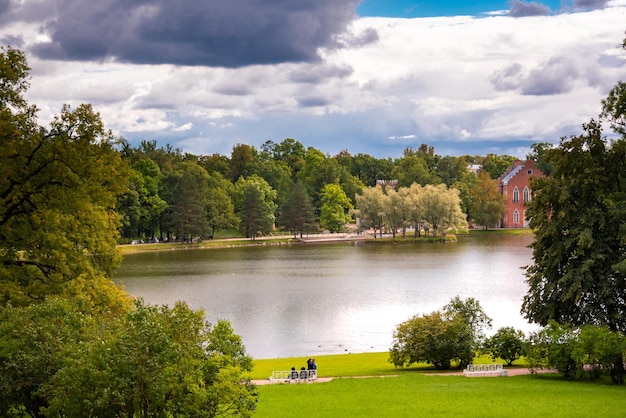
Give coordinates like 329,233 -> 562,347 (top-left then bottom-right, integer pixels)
2,0 -> 625,159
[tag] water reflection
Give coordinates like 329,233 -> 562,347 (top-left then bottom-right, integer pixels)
115,235 -> 540,358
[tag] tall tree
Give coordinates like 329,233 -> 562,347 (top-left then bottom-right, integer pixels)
420,184 -> 467,236
0,47 -> 130,305
235,175 -> 277,239
278,180 -> 317,237
206,172 -> 238,238
228,143 -> 257,182
354,185 -> 386,237
167,162 -> 211,242
470,170 -> 506,228
522,120 -> 626,334
319,183 -> 353,233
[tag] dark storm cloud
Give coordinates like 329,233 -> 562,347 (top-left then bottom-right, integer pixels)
508,0 -> 551,17
490,57 -> 580,95
520,56 -> 579,95
13,0 -> 362,67
572,0 -> 609,10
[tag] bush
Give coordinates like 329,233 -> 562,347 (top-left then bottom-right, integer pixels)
526,321 -> 626,383
485,327 -> 526,366
389,311 -> 473,370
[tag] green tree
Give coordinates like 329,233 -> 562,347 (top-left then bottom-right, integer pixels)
42,300 -> 257,417
228,143 -> 257,182
526,142 -> 555,177
485,327 -> 526,366
235,175 -> 277,239
319,183 -> 353,232
389,310 -> 473,370
600,80 -> 626,137
481,154 -> 516,179
443,296 -> 492,348
420,184 -> 467,236
354,185 -> 386,237
383,188 -> 409,238
168,162 -> 211,242
0,281 -> 132,418
391,155 -> 438,187
0,298 -> 100,417
401,183 -> 426,237
522,118 -> 626,382
278,180 -> 317,237
345,153 -> 394,187
206,172 -> 238,238
522,120 -> 626,332
118,158 -> 167,240
262,138 -> 306,179
470,170 -> 505,228
0,47 -> 130,305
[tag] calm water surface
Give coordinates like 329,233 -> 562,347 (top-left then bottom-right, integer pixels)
114,235 -> 539,359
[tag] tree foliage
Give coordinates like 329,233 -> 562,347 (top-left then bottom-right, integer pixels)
485,327 -> 526,366
470,170 -> 505,228
0,299 -> 257,417
420,184 -> 467,236
389,297 -> 489,370
319,183 -> 353,232
389,311 -> 473,370
235,175 -> 277,239
0,47 -> 130,306
522,120 -> 626,332
526,322 -> 626,383
278,180 -> 317,237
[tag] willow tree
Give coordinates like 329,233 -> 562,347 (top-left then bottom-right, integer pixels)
0,47 -> 130,306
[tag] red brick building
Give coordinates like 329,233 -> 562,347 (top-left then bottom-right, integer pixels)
498,159 -> 544,228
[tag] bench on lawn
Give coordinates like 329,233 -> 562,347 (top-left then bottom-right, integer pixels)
463,363 -> 508,377
269,369 -> 317,383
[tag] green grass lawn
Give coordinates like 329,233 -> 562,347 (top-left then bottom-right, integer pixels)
254,373 -> 626,418
249,352 -> 626,417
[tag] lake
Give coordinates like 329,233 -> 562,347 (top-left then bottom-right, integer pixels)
114,234 -> 540,359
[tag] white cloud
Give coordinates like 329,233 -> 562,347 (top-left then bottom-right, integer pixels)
5,3 -> 626,158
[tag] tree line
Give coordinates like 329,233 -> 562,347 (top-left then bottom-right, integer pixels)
117,132 -> 525,242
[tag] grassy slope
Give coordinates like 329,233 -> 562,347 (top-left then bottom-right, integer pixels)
250,353 -> 626,418
255,373 -> 626,418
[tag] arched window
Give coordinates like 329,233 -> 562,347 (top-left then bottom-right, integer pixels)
513,209 -> 520,224
523,187 -> 530,203
513,187 -> 519,203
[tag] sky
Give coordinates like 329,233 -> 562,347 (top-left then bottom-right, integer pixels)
1,1 -> 625,159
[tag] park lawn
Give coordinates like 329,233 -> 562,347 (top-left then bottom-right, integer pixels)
247,352 -> 525,380
254,373 -> 626,418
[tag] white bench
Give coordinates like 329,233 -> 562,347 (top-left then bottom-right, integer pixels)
463,364 -> 508,377
269,370 -> 317,383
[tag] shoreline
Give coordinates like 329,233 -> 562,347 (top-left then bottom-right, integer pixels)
116,229 -> 526,255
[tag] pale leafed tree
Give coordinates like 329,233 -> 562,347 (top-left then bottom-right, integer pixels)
354,185 -> 385,237
421,184 -> 467,236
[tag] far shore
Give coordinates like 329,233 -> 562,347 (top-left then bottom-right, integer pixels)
118,228 -> 533,255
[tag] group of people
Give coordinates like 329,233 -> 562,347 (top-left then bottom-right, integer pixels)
289,358 -> 317,380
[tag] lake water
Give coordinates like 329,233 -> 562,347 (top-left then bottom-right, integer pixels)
114,235 -> 540,359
